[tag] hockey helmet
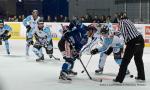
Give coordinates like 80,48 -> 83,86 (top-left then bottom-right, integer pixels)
37,18 -> 44,24
100,25 -> 109,35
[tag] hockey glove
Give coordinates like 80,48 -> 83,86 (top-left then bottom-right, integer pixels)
27,39 -> 34,45
26,25 -> 31,33
73,51 -> 80,59
90,48 -> 99,55
29,40 -> 34,45
3,35 -> 11,41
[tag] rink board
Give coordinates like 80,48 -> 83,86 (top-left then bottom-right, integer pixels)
5,22 -> 150,47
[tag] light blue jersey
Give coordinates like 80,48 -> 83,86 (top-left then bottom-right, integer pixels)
23,15 -> 40,28
33,26 -> 52,45
0,24 -> 12,54
98,36 -> 124,53
23,15 -> 40,38
0,24 -> 12,35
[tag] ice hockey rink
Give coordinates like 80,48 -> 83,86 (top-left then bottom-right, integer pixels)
0,40 -> 149,90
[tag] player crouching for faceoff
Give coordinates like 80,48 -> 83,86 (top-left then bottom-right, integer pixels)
58,23 -> 97,81
90,25 -> 130,75
32,19 -> 54,61
58,20 -> 91,81
0,18 -> 12,54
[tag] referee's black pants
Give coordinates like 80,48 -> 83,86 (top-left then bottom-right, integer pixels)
115,35 -> 145,83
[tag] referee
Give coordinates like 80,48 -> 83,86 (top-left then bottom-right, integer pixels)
113,13 -> 145,83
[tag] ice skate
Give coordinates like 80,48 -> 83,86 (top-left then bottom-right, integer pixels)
59,71 -> 72,81
68,70 -> 78,76
36,55 -> 44,62
95,68 -> 103,74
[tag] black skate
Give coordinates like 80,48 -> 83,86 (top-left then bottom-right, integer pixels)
59,71 -> 72,81
68,70 -> 78,76
6,49 -> 10,55
95,68 -> 103,74
49,54 -> 53,58
36,55 -> 44,62
135,77 -> 145,82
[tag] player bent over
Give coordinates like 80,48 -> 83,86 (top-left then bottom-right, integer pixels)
91,25 -> 130,74
23,10 -> 40,56
0,18 -> 12,54
32,19 -> 55,61
58,20 -> 89,80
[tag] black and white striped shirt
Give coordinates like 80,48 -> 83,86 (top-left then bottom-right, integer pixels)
119,19 -> 141,43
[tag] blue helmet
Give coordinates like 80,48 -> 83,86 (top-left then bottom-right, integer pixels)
69,19 -> 82,30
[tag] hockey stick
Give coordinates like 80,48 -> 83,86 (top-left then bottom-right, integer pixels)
81,55 -> 93,73
78,58 -> 92,80
52,55 -> 60,60
78,57 -> 105,82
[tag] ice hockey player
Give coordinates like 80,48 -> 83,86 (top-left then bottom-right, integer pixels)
23,10 -> 40,56
32,19 -> 54,61
0,18 -> 12,54
58,20 -> 89,80
90,25 -> 130,74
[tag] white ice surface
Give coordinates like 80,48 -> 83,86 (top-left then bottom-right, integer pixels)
0,40 -> 150,90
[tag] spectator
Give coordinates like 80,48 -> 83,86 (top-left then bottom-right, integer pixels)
57,15 -> 64,22
64,16 -> 69,22
18,15 -> 22,22
106,15 -> 112,23
13,16 -> 18,22
47,15 -> 51,22
112,13 -> 119,23
54,16 -> 58,22
22,15 -> 25,20
93,15 -> 100,23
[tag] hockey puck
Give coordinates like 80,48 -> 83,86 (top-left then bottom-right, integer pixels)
100,79 -> 102,82
81,71 -> 84,73
130,75 -> 134,78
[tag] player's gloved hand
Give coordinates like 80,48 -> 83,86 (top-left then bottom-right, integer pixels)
90,48 -> 99,55
3,35 -> 11,40
28,40 -> 34,45
26,25 -> 31,32
64,31 -> 70,39
0,34 -> 6,38
73,51 -> 80,59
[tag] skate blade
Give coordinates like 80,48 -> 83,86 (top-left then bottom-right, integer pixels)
68,74 -> 77,77
58,78 -> 72,83
95,73 -> 117,77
